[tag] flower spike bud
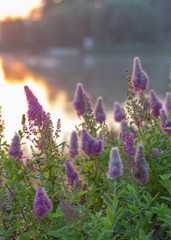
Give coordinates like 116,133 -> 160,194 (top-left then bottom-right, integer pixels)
165,92 -> 171,112
38,114 -> 53,151
124,132 -> 136,167
134,143 -> 149,184
8,134 -> 23,161
65,161 -> 81,188
24,85 -> 46,126
59,197 -> 79,221
131,56 -> 149,93
69,131 -> 79,159
114,101 -> 125,122
160,108 -> 171,134
24,158 -> 36,170
33,186 -> 52,220
94,96 -> 106,124
81,128 -> 103,157
121,119 -> 128,138
149,89 -> 162,118
108,147 -> 123,179
73,83 -> 91,116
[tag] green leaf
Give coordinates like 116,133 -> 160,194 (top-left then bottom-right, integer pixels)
32,175 -> 46,180
0,225 -> 4,234
127,184 -> 138,199
44,172 -> 49,178
57,141 -> 66,147
48,211 -> 63,218
160,196 -> 171,202
48,227 -> 69,237
104,193 -> 113,203
128,205 -> 138,214
77,190 -> 87,196
107,208 -> 114,226
7,225 -> 16,234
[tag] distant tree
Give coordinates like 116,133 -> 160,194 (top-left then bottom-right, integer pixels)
42,0 -> 57,15
94,0 -> 163,43
1,19 -> 26,49
151,0 -> 171,40
10,0 -> 167,49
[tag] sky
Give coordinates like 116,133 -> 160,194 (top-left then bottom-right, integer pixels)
0,0 -> 41,20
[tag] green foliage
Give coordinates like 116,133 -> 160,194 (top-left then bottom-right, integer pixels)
0,67 -> 171,239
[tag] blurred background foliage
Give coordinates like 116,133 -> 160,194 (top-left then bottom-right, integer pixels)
0,0 -> 171,50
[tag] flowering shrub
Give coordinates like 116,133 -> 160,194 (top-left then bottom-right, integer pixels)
0,57 -> 170,239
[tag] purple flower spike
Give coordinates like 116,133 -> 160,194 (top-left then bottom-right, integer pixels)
124,132 -> 136,167
69,131 -> 79,159
134,143 -> 149,184
84,91 -> 92,113
121,119 -> 128,139
140,94 -> 151,110
33,186 -> 52,220
131,56 -> 149,93
38,114 -> 53,151
114,101 -> 125,122
65,161 -> 81,188
25,158 -> 36,170
1,187 -> 16,214
149,89 -> 162,118
160,108 -> 171,134
59,198 -> 79,221
121,120 -> 137,139
108,147 -> 123,179
94,96 -> 106,124
92,138 -> 104,156
81,128 -> 103,157
8,134 -> 23,161
165,92 -> 171,112
152,148 -> 159,155
73,83 -> 91,116
24,85 -> 46,126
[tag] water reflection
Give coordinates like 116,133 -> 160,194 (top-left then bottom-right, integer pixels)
0,56 -> 81,144
0,52 -> 170,145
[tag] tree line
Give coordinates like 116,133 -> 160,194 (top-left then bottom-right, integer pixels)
0,0 -> 171,50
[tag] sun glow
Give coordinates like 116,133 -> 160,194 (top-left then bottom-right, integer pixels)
0,0 -> 41,20
0,57 -> 80,145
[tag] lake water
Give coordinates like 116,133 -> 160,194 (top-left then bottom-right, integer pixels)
0,52 -> 170,144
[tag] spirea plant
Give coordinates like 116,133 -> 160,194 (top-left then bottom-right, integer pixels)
0,57 -> 170,240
